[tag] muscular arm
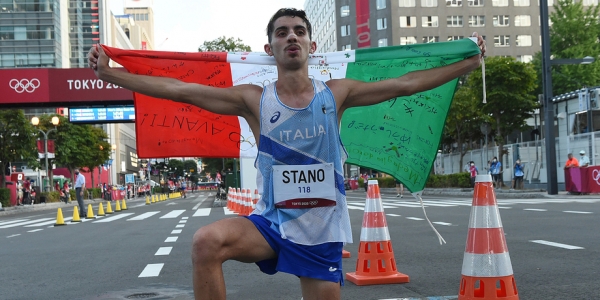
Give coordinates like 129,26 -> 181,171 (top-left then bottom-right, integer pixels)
88,45 -> 262,121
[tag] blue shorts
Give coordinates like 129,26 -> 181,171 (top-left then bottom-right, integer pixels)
245,214 -> 344,284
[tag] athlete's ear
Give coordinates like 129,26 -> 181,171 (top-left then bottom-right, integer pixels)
264,43 -> 273,56
310,41 -> 317,54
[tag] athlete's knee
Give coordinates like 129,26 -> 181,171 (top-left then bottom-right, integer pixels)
192,226 -> 225,263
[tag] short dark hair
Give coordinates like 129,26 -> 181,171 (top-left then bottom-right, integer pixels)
266,8 -> 312,43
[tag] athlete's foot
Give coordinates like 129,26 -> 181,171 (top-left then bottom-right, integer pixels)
396,194 -> 400,197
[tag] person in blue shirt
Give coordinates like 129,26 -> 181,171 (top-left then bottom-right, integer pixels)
511,159 -> 524,190
489,157 -> 502,188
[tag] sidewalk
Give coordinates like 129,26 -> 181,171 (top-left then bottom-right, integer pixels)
0,196 -> 146,217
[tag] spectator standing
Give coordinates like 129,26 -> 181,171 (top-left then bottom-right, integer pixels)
564,153 -> 579,169
469,161 -> 478,188
63,180 -> 71,203
511,159 -> 524,190
395,180 -> 404,198
74,168 -> 86,216
489,157 -> 502,188
17,181 -> 24,206
22,177 -> 31,204
579,150 -> 590,167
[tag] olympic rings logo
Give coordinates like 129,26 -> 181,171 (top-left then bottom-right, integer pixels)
9,78 -> 40,93
592,169 -> 600,186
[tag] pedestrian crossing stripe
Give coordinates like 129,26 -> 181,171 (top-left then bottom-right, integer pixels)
1,197 -> 597,230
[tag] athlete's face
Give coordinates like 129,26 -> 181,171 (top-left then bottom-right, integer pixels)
264,16 -> 316,69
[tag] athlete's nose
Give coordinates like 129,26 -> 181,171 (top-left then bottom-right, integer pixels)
287,32 -> 298,42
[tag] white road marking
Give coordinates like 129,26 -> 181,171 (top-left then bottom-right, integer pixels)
171,229 -> 182,234
524,208 -> 547,212
182,217 -> 189,220
530,240 -> 584,250
138,263 -> 164,277
93,213 -> 134,223
406,217 -> 424,221
7,234 -> 21,238
127,212 -> 160,221
160,210 -> 186,219
563,211 -> 593,214
386,214 -> 401,217
0,218 -> 54,228
433,222 -> 453,226
165,237 -> 178,243
28,218 -> 72,227
223,208 -> 236,215
192,202 -> 202,210
166,203 -> 177,206
155,247 -> 173,256
0,219 -> 28,226
175,224 -> 185,228
27,229 -> 43,233
498,207 -> 512,209
193,208 -> 211,217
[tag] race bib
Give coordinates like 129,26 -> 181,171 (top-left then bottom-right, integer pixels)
272,163 -> 336,209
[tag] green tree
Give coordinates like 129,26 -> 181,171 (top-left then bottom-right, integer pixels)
201,158 -> 234,176
532,0 -> 600,96
168,159 -> 184,178
444,81 -> 490,170
0,110 -> 39,188
198,36 -> 252,52
466,56 -> 539,175
82,126 -> 111,189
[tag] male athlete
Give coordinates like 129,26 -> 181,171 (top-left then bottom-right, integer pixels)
89,8 -> 485,300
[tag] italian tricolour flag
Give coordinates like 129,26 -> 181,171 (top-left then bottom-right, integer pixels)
103,38 -> 479,192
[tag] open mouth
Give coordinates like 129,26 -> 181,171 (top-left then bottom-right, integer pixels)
286,45 -> 300,53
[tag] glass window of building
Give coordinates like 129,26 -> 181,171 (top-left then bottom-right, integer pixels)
583,0 -> 598,4
377,18 -> 388,30
377,0 -> 387,9
493,15 -> 510,26
423,36 -> 440,43
422,16 -> 439,27
514,15 -> 531,26
517,55 -> 533,63
446,0 -> 462,6
547,0 -> 554,4
468,15 -> 485,27
492,0 -> 509,6
400,36 -> 418,45
468,0 -> 484,6
341,25 -> 351,37
14,26 -> 27,40
378,38 -> 388,47
447,36 -> 464,41
400,16 -> 417,28
399,0 -> 416,7
516,35 -> 532,46
513,0 -> 530,6
494,35 -> 510,46
421,0 -> 438,7
342,44 -> 352,50
340,5 -> 350,17
447,16 -> 463,27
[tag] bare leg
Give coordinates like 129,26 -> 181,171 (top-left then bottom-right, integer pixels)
191,217 -> 276,300
300,276 -> 340,300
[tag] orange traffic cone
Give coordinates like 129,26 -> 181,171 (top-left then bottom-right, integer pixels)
458,174 -> 518,300
245,189 -> 252,216
346,180 -> 409,285
233,188 -> 240,214
226,187 -> 232,210
240,189 -> 248,216
342,249 -> 351,258
253,189 -> 259,205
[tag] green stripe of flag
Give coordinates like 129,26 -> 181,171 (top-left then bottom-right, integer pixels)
341,39 -> 481,192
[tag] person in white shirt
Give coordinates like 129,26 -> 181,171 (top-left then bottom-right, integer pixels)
74,168 -> 86,216
579,150 -> 591,167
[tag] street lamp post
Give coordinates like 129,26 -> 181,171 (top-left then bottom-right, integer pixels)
31,116 -> 59,192
539,0 -> 595,194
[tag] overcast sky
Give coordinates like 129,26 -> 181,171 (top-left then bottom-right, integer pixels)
109,0 -> 307,52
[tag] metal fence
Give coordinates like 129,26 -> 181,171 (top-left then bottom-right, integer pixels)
435,132 -> 600,185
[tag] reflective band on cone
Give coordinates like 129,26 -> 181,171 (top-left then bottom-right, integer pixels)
458,174 -> 518,300
346,180 -> 409,286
